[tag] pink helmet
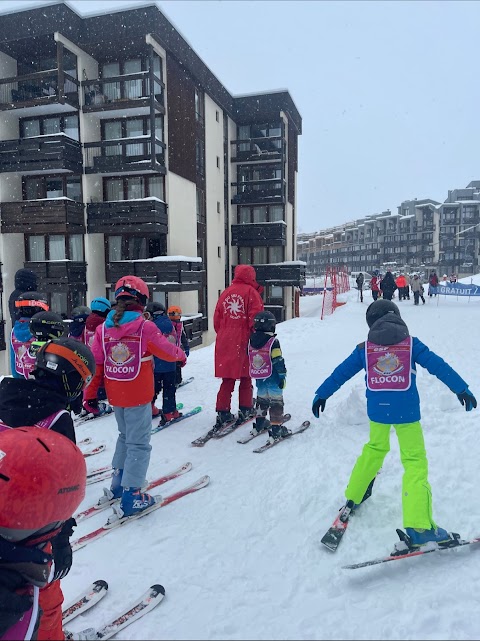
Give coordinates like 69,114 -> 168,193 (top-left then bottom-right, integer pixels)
114,275 -> 149,305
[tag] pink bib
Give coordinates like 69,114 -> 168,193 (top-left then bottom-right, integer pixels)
84,328 -> 95,348
102,322 -> 144,381
248,336 -> 275,379
11,332 -> 37,379
366,338 -> 412,391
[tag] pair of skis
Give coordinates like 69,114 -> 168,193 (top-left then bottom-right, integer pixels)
63,580 -> 164,640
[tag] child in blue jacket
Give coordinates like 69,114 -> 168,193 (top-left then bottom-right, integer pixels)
312,299 -> 477,552
145,302 -> 182,424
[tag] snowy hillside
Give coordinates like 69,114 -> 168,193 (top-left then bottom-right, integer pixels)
65,290 -> 480,640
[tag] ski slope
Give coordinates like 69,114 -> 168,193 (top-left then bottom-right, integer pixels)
65,287 -> 480,640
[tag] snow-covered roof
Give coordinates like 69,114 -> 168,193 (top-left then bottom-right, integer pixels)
112,255 -> 202,263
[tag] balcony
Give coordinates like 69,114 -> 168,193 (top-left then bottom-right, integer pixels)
231,179 -> 286,205
1,199 -> 84,234
234,262 -> 306,287
84,137 -> 165,175
25,261 -> 87,292
108,258 -> 204,292
0,70 -> 79,115
0,136 -> 82,174
230,137 -> 285,163
231,222 -> 286,247
182,315 -> 205,348
87,198 -> 167,234
82,72 -> 164,116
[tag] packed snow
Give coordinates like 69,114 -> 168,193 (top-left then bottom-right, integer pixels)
65,287 -> 480,640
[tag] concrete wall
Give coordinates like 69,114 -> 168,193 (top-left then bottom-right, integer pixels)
0,232 -> 26,373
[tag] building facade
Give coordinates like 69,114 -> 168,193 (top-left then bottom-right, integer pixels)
298,181 -> 480,278
0,2 -> 304,373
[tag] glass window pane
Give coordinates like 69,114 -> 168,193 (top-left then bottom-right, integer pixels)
51,292 -> 67,316
152,290 -> 166,306
126,119 -> 143,138
102,62 -> 120,78
127,177 -> 145,200
23,119 -> 40,138
43,117 -> 61,135
49,235 -> 66,260
124,59 -> 142,74
28,236 -> 45,261
149,176 -> 164,200
104,121 -> 122,140
253,206 -> 267,223
124,59 -> 142,99
69,235 -> 84,261
270,285 -> 283,298
155,116 -> 163,142
66,177 -> 81,202
63,49 -> 77,79
64,115 -> 79,140
25,177 -> 43,200
46,179 -> 63,199
130,236 -> 147,259
238,247 -> 251,264
238,125 -> 250,140
253,246 -> 267,263
109,236 -> 123,261
269,124 -> 281,137
269,205 -> 283,221
106,178 -> 123,201
152,54 -> 162,79
269,246 -> 284,262
238,207 -> 250,224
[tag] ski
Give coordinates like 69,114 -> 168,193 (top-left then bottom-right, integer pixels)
62,580 -> 108,624
83,444 -> 106,458
236,414 -> 291,444
252,421 -> 311,453
191,413 -> 254,447
87,465 -> 112,480
75,405 -> 114,425
343,534 -> 480,570
176,376 -> 194,388
65,584 -> 165,641
75,462 -> 193,523
320,500 -> 355,552
78,437 -> 92,447
72,475 -> 210,552
151,407 -> 202,435
213,413 -> 256,439
87,471 -> 112,486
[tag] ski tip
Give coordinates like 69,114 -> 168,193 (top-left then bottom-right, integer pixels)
151,584 -> 166,596
94,580 -> 109,590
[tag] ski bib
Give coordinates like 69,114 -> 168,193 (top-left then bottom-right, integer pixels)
366,338 -> 412,392
0,410 -> 68,433
11,331 -> 37,379
102,322 -> 145,381
248,336 -> 275,379
84,327 -> 95,348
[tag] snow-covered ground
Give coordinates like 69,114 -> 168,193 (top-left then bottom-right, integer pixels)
65,287 -> 480,640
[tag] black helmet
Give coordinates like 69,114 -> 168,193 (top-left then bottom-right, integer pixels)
30,311 -> 66,341
34,337 -> 96,401
145,302 -> 166,318
366,300 -> 401,328
71,306 -> 91,323
253,311 -> 276,333
14,291 -> 49,319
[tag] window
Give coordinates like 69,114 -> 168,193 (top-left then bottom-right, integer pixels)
26,234 -> 84,262
196,188 -> 205,224
104,175 -> 164,201
63,49 -> 77,79
108,236 -> 122,261
217,201 -> 221,214
106,235 -> 164,261
216,110 -> 219,122
238,247 -> 251,264
253,206 -> 267,223
237,246 -> 284,264
124,59 -> 142,99
152,54 -> 163,80
237,205 -> 284,224
218,246 -> 221,258
23,175 -> 82,202
216,156 -> 220,169
269,246 -> 284,262
51,292 -> 68,313
21,114 -> 79,140
195,88 -> 204,122
196,140 -> 205,176
253,246 -> 267,263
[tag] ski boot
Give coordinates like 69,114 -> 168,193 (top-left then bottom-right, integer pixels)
151,403 -> 161,418
64,628 -> 97,641
160,409 -> 182,425
250,415 -> 270,437
268,424 -> 292,443
236,406 -> 255,426
214,410 -> 235,432
119,487 -> 156,517
392,527 -> 461,556
97,468 -> 123,505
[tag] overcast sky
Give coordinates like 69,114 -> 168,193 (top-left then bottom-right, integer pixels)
2,0 -> 480,232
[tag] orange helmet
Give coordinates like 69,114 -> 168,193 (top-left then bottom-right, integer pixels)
167,305 -> 182,321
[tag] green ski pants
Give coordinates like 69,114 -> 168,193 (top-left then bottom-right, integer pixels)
345,420 -> 436,530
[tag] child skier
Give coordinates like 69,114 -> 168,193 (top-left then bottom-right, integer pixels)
167,305 -> 190,387
0,336 -> 95,640
68,305 -> 91,343
146,302 -> 182,423
86,276 -> 186,518
248,311 -> 288,443
10,291 -> 49,379
312,299 -> 477,552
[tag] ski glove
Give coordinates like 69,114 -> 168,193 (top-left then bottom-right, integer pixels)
51,518 -> 76,581
457,388 -> 477,412
278,376 -> 286,390
312,395 -> 326,418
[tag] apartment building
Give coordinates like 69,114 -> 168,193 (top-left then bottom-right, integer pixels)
298,181 -> 480,278
0,2 -> 304,373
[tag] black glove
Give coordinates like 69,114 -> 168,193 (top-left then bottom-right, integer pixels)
278,376 -> 286,390
312,395 -> 326,418
457,388 -> 477,412
51,518 -> 76,581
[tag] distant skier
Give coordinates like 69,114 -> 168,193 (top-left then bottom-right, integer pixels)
80,297 -> 112,415
86,276 -> 186,518
8,267 -> 37,325
10,292 -> 49,379
355,273 -> 364,303
370,272 -> 380,301
68,305 -> 91,343
395,273 -> 407,301
167,305 -> 190,387
312,299 -> 477,552
411,274 -> 424,305
428,271 -> 439,297
248,311 -> 289,443
379,270 -> 397,301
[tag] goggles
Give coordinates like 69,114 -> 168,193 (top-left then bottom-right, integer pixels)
15,299 -> 49,311
115,285 -> 140,300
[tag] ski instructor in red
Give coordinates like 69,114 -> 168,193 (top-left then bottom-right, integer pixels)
213,264 -> 264,429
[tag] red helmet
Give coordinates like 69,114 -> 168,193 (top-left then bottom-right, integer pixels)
0,427 -> 86,542
114,275 -> 149,306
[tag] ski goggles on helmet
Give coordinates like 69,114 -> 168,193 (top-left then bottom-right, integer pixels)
115,285 -> 141,300
15,299 -> 49,311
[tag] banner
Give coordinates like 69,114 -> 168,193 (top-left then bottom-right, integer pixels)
431,282 -> 480,297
